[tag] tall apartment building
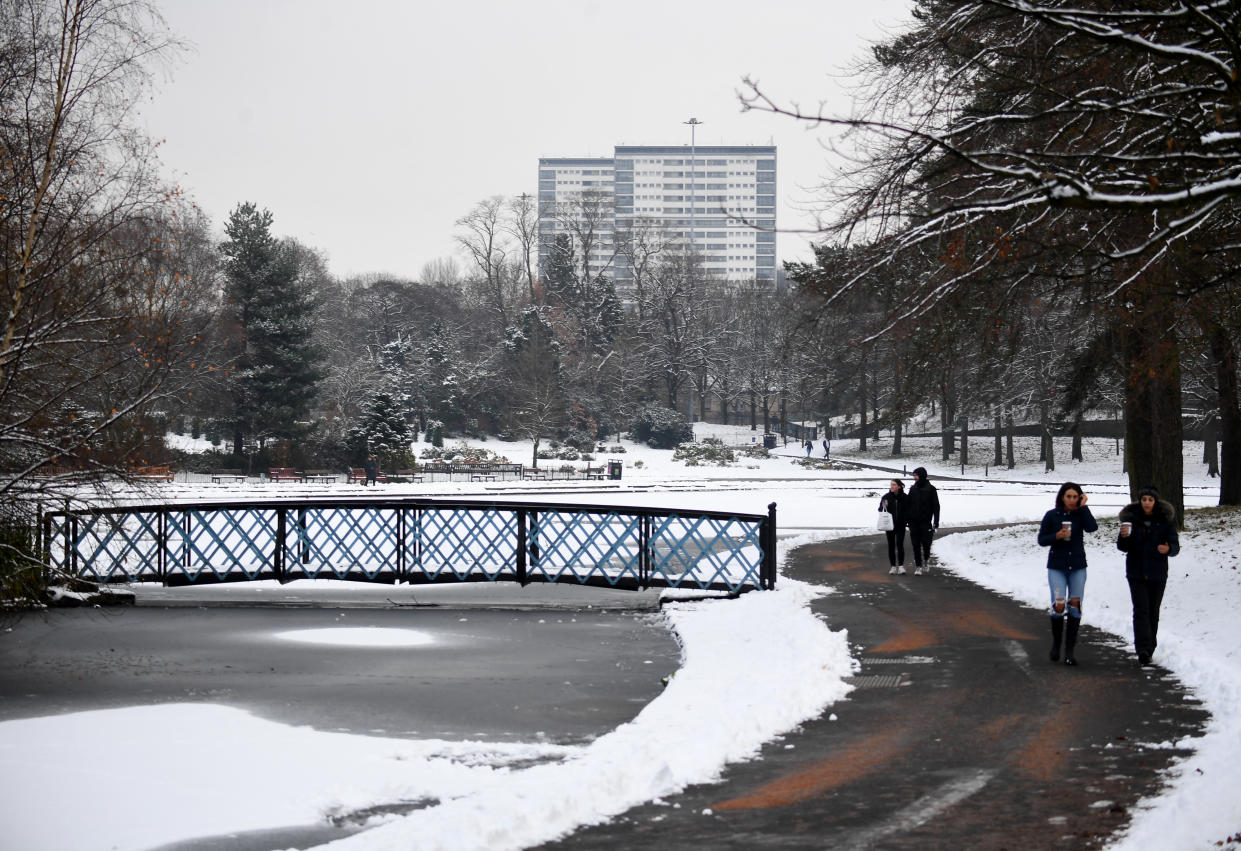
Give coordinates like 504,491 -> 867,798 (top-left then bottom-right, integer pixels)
538,145 -> 776,300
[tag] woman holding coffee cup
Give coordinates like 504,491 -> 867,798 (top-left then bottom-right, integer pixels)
1037,482 -> 1098,665
1117,487 -> 1180,666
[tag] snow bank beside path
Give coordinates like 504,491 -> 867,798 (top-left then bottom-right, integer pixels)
317,575 -> 854,850
933,511 -> 1241,850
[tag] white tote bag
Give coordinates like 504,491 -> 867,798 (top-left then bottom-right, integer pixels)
877,511 -> 894,532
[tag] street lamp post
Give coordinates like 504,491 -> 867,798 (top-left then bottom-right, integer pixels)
683,117 -> 703,259
683,117 -> 703,423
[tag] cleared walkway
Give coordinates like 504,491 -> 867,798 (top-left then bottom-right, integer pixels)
544,530 -> 1209,849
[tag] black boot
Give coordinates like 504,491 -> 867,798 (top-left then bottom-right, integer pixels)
1063,617 -> 1081,666
1049,616 -> 1064,662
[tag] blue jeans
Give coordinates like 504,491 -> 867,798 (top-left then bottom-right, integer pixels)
1047,568 -> 1086,618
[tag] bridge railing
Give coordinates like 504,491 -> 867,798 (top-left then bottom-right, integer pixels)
42,498 -> 777,593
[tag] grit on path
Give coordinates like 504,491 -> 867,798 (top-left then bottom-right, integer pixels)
544,531 -> 1209,850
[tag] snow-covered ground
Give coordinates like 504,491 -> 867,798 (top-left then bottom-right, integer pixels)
1,428 -> 1237,849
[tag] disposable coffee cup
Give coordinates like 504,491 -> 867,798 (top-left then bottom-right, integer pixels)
1061,521 -> 1072,532
1120,521 -> 1132,536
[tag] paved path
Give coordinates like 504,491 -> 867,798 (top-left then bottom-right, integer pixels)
544,530 -> 1209,849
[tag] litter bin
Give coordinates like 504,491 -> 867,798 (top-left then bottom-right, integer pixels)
607,459 -> 623,480
762,433 -> 777,450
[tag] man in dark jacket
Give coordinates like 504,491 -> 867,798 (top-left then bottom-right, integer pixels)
905,467 -> 940,575
1117,487 -> 1180,666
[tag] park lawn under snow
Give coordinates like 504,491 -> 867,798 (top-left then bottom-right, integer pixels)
1,428 -> 1238,848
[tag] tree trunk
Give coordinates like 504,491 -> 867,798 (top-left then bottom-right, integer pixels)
1209,323 -> 1241,505
959,413 -> 968,466
940,387 -> 952,461
993,407 -> 1003,467
1204,416 -> 1219,478
872,378 -> 880,440
1120,314 -> 1184,522
531,437 -> 540,469
233,429 -> 244,459
859,368 -> 869,451
1041,401 -> 1054,472
1071,413 -> 1083,462
893,418 -> 903,456
780,397 -> 788,443
1005,411 -> 1015,469
750,393 -> 757,431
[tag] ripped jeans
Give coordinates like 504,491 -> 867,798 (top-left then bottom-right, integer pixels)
1047,568 -> 1086,619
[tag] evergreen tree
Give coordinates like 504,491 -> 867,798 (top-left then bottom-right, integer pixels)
220,203 -> 324,456
503,307 -> 567,467
348,391 -> 411,469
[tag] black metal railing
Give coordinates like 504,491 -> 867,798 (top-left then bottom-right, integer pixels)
42,498 -> 777,593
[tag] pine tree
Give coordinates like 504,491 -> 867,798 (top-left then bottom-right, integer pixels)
220,203 -> 324,455
348,391 -> 411,470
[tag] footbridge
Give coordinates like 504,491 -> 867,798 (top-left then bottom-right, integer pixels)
43,497 -> 777,593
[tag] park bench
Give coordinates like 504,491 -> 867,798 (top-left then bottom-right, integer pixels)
267,467 -> 304,483
347,467 -> 386,484
131,465 -> 174,482
303,470 -> 338,484
210,469 -> 247,483
581,465 -> 606,480
395,469 -> 425,483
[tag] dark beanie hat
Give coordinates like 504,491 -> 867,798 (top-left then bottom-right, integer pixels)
1137,486 -> 1160,501
913,466 -> 928,479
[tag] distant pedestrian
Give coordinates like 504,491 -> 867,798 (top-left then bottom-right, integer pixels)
879,479 -> 907,575
1037,481 -> 1098,666
804,439 -> 813,457
364,456 -> 378,486
823,438 -> 830,459
905,467 -> 940,575
1117,487 -> 1179,667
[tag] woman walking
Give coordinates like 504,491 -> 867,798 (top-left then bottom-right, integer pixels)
1037,482 -> 1098,666
1117,487 -> 1179,666
879,479 -> 908,575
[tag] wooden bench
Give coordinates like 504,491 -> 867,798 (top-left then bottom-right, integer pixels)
347,467 -> 386,484
581,466 -> 606,480
395,469 -> 425,483
267,467 -> 304,483
470,473 -> 497,482
303,470 -> 338,484
30,465 -> 88,480
131,465 -> 174,482
210,469 -> 247,483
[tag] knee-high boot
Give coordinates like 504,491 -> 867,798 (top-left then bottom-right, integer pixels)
1049,616 -> 1064,662
1063,617 -> 1081,666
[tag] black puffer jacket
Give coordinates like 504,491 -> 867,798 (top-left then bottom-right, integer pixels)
878,491 -> 907,529
905,480 -> 940,528
1117,500 -> 1180,581
1038,505 -> 1098,571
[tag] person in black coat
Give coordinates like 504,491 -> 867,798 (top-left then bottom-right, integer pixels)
879,479 -> 908,575
1037,481 -> 1098,665
905,467 -> 940,575
1117,487 -> 1180,666
364,456 -> 378,486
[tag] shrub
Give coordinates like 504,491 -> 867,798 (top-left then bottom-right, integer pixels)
628,404 -> 693,450
425,420 -> 444,448
673,438 -> 737,467
0,506 -> 42,608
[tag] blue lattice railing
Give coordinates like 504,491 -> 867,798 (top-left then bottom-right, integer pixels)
42,498 -> 777,593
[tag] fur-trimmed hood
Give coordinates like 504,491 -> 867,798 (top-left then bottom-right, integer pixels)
1118,499 -> 1176,525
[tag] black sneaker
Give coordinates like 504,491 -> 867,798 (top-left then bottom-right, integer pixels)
1138,652 -> 1152,666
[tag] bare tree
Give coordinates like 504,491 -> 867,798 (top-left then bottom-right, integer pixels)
1,0 -> 202,511
505,193 -> 539,302
743,0 -> 1241,513
455,196 -> 514,329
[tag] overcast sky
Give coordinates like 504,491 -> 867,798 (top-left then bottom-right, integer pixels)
141,0 -> 913,282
